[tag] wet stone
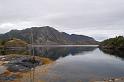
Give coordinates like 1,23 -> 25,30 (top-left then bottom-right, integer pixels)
5,56 -> 42,72
0,75 -> 16,81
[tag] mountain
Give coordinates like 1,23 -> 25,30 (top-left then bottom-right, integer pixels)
0,26 -> 98,45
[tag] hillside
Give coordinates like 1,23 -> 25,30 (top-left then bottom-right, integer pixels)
0,26 -> 98,45
4,38 -> 28,47
100,36 -> 124,50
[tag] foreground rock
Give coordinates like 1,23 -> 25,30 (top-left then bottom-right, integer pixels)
6,57 -> 41,72
0,55 -> 52,72
0,55 -> 52,81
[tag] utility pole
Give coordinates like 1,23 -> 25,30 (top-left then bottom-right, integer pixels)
30,28 -> 35,61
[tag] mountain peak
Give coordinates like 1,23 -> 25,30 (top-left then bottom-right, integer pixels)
0,26 -> 98,45
31,26 -> 55,30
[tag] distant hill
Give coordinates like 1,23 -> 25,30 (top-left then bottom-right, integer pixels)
0,26 -> 98,45
4,38 -> 28,47
100,36 -> 124,50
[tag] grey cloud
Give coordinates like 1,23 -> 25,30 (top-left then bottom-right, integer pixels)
0,0 -> 124,41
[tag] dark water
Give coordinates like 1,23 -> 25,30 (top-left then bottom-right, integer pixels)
33,45 -> 97,60
28,46 -> 124,82
35,46 -> 124,82
0,45 -> 124,82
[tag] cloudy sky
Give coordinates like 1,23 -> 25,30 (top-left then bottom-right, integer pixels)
0,0 -> 124,41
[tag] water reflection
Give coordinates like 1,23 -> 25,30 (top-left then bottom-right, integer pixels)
0,46 -> 124,82
34,46 -> 97,60
100,48 -> 124,60
0,47 -> 29,55
0,46 -> 97,60
41,48 -> 124,82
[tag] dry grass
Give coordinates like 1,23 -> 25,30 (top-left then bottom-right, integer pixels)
5,38 -> 28,47
40,57 -> 53,64
1,70 -> 12,76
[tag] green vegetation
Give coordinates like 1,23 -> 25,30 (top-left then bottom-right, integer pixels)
4,38 -> 28,47
0,38 -> 28,55
100,36 -> 124,49
0,40 -> 6,46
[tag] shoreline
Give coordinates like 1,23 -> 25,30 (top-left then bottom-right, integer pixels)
0,50 -> 124,82
93,77 -> 124,82
0,54 -> 53,81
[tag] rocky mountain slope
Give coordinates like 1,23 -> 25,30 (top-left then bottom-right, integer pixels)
0,26 -> 98,45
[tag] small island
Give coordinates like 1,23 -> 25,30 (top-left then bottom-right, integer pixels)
99,36 -> 124,50
99,36 -> 124,59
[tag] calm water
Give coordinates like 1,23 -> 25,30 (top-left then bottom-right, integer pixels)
31,46 -> 124,82
1,46 -> 124,82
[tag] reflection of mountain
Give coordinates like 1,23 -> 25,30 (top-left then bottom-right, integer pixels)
0,46 -> 97,60
34,47 -> 97,60
100,49 -> 124,60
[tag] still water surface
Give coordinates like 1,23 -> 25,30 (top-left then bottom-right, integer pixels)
29,46 -> 124,82
1,46 -> 124,82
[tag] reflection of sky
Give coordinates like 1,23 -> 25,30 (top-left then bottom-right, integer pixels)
57,48 -> 124,64
42,48 -> 124,82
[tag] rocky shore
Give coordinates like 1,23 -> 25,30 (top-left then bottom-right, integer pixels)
0,55 -> 52,81
0,54 -> 123,82
94,77 -> 124,82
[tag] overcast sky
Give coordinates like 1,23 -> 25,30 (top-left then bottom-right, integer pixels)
0,0 -> 124,41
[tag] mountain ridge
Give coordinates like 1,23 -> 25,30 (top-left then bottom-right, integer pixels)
0,26 -> 98,45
